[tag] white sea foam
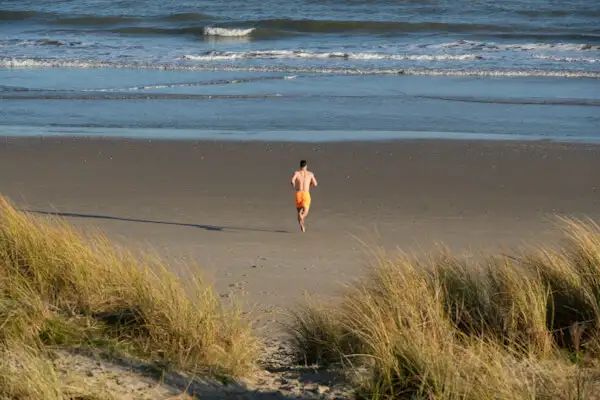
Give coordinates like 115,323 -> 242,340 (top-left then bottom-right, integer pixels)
534,55 -> 599,63
203,27 -> 255,37
400,54 -> 479,61
2,58 -> 599,78
183,50 -> 344,60
183,50 -> 481,61
4,39 -> 87,47
435,41 -> 600,52
81,75 -> 298,92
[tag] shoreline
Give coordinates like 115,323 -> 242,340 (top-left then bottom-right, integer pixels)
2,126 -> 600,145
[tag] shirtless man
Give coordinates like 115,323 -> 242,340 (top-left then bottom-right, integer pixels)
290,160 -> 318,233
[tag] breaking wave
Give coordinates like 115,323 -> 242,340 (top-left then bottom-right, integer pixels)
534,55 -> 599,63
0,12 -> 510,34
203,27 -> 255,37
4,8 -> 598,42
0,39 -> 84,47
432,40 -> 600,52
1,57 -> 599,78
182,50 -> 482,61
50,25 -> 258,38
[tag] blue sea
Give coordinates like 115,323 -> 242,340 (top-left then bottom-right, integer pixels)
1,0 -> 599,142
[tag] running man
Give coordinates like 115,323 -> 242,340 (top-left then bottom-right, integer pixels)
290,159 -> 318,233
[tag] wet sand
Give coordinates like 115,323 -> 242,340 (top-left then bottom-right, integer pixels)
1,137 -> 599,336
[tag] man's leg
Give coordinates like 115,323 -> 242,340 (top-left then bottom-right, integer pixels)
303,194 -> 311,226
301,207 -> 310,232
297,207 -> 306,232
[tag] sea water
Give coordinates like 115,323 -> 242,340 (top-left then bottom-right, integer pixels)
1,0 -> 599,142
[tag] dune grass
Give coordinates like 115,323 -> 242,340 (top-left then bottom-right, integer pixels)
0,194 -> 258,398
0,343 -> 116,400
290,217 -> 600,399
4,188 -> 600,399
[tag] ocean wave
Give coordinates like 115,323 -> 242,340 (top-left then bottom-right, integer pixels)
240,19 -> 600,41
417,94 -> 600,107
435,40 -> 600,52
534,55 -> 599,63
494,33 -> 600,42
9,16 -> 597,43
94,26 -> 195,35
0,93 -> 284,100
183,50 -> 482,61
516,9 -> 600,18
183,50 -> 343,60
245,19 -> 507,34
62,25 -> 257,38
3,9 -> 599,41
82,75 -> 298,92
0,9 -> 216,24
159,12 -> 216,21
2,57 -> 599,79
0,12 -> 504,34
3,91 -> 598,107
0,10 -> 54,21
0,85 -> 33,92
203,27 -> 255,37
3,39 -> 84,47
37,25 -> 600,43
51,15 -> 142,26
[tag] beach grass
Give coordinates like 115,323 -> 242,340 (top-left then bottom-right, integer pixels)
0,343 -> 117,400
290,217 -> 600,399
4,187 -> 600,399
0,194 -> 258,398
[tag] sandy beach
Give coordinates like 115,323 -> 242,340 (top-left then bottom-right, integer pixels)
2,137 -> 599,336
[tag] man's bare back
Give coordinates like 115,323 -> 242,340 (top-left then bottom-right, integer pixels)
291,170 -> 317,193
290,160 -> 318,232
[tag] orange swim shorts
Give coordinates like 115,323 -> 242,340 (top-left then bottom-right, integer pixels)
295,191 -> 311,210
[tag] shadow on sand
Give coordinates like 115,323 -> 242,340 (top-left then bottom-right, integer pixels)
23,210 -> 289,234
64,348 -> 333,400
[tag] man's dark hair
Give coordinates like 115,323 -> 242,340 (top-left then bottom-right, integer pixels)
300,160 -> 307,168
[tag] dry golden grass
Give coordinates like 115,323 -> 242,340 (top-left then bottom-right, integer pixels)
291,218 -> 600,399
0,343 -> 65,400
0,343 -> 116,400
5,188 -> 600,399
0,194 -> 258,398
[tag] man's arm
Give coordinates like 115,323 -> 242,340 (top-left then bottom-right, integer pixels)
311,174 -> 318,187
290,172 -> 297,187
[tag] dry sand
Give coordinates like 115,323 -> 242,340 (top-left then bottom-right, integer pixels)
1,137 -> 599,337
50,339 -> 352,399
